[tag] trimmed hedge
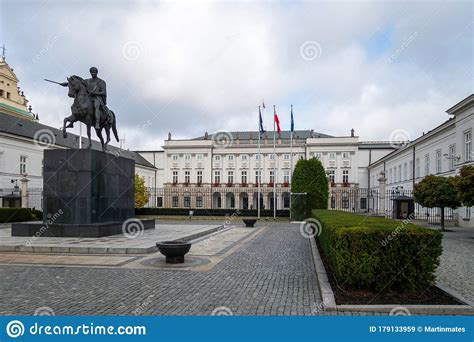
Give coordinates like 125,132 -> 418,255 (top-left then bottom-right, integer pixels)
314,210 -> 442,292
136,207 -> 289,217
0,208 -> 43,223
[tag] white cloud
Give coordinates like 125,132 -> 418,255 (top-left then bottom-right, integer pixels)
2,0 -> 472,150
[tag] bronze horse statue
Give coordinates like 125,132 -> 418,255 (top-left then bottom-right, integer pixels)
62,75 -> 119,151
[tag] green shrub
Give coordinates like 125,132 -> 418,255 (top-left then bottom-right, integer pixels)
314,210 -> 442,292
0,208 -> 43,223
291,158 -> 328,220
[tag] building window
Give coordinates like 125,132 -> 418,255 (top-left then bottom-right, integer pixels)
283,154 -> 290,160
184,195 -> 191,208
283,170 -> 290,184
227,171 -> 234,184
20,155 -> 27,174
6,92 -> 10,99
241,171 -> 247,184
415,158 -> 420,178
328,170 -> 335,183
449,145 -> 456,171
342,196 -> 349,209
466,207 -> 471,219
269,154 -> 275,160
283,193 -> 290,208
330,196 -> 335,209
342,170 -> 349,184
255,154 -> 261,160
424,154 -> 430,176
184,154 -> 191,161
196,196 -> 203,208
435,150 -> 442,174
156,197 -> 163,207
197,170 -> 203,184
215,155 -> 221,161
255,170 -> 261,184
184,171 -> 190,184
172,196 -> 179,208
241,154 -> 247,161
464,130 -> 472,162
269,170 -> 275,184
360,198 -> 367,210
214,171 -> 221,184
172,171 -> 178,184
196,154 -> 203,160
342,152 -> 349,159
314,153 -> 322,160
172,155 -> 178,161
228,155 -> 234,161
0,90 -> 3,97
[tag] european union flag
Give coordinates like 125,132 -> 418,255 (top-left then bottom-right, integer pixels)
290,105 -> 294,133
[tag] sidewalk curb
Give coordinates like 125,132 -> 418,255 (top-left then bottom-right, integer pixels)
308,236 -> 474,315
308,236 -> 336,309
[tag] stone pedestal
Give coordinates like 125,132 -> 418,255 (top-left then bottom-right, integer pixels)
378,171 -> 387,216
20,177 -> 29,208
12,149 -> 154,237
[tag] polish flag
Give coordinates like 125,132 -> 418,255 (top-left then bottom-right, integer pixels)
274,110 -> 281,137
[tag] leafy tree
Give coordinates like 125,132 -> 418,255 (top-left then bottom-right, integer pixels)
291,157 -> 328,220
452,165 -> 474,207
413,175 -> 460,231
134,174 -> 149,208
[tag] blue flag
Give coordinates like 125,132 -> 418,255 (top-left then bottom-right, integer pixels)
259,107 -> 265,134
290,105 -> 294,132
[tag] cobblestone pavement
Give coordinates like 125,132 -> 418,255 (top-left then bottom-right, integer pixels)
437,229 -> 474,304
0,223 -> 334,316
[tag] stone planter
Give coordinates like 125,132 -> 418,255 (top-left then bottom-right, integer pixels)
156,240 -> 192,264
242,218 -> 257,227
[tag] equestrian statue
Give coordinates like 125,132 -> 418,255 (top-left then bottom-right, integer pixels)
45,66 -> 118,152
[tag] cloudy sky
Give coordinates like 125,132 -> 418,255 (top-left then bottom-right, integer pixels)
1,0 -> 472,150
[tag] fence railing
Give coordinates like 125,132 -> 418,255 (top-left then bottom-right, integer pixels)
1,186 -> 455,225
328,188 -> 454,224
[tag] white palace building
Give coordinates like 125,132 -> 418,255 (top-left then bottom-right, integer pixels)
137,131 -> 395,210
0,56 -> 472,227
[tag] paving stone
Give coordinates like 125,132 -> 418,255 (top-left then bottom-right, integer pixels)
0,222 -> 385,316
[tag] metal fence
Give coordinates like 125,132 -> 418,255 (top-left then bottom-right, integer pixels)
0,188 -> 42,209
1,185 -> 454,225
328,187 -> 454,225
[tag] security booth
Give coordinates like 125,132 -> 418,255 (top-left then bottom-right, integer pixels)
392,195 -> 414,219
1,193 -> 21,208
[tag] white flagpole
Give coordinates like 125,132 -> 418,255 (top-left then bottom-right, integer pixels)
257,106 -> 261,219
273,105 -> 277,219
290,105 -> 293,221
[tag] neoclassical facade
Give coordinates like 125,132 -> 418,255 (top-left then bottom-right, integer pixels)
369,94 -> 473,227
138,130 -> 395,210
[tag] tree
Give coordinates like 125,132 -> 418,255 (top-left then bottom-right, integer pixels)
413,175 -> 460,231
291,157 -> 328,220
452,165 -> 474,207
134,174 -> 149,208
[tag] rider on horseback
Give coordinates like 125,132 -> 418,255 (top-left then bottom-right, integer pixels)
61,66 -> 110,129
